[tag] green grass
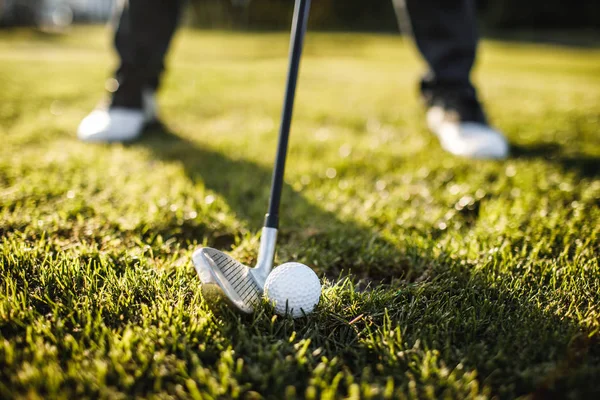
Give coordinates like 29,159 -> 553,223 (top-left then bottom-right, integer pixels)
1,26 -> 599,399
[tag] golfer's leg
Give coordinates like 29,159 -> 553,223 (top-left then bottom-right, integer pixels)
398,0 -> 509,159
402,0 -> 478,94
113,0 -> 184,108
77,0 -> 184,142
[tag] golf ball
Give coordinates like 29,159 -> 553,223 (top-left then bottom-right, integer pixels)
264,262 -> 321,318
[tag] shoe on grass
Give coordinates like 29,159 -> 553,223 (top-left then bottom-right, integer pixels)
424,86 -> 509,160
77,89 -> 157,143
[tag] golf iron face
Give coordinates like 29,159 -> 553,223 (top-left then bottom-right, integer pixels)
192,227 -> 277,313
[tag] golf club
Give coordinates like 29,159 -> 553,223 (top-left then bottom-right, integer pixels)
192,0 -> 311,313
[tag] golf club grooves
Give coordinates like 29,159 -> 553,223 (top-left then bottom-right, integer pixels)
264,0 -> 312,229
212,252 -> 260,302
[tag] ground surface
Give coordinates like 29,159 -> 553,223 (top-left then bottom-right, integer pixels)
0,27 -> 599,399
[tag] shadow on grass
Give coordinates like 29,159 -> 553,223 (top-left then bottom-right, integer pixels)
216,264 -> 598,398
134,123 -> 598,397
512,143 -> 600,179
135,122 -> 421,282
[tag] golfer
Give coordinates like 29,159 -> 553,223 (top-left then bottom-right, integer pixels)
77,0 -> 509,159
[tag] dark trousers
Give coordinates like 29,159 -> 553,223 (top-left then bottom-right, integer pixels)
112,0 -> 184,107
112,0 -> 479,107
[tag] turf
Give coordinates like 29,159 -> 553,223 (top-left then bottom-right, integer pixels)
0,27 -> 599,399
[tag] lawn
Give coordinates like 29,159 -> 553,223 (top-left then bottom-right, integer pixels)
0,26 -> 599,399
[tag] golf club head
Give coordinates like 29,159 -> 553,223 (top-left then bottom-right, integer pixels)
192,247 -> 261,313
192,227 -> 278,314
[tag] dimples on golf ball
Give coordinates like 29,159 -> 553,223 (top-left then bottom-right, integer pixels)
264,262 -> 321,318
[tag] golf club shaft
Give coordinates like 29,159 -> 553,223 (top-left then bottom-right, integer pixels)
264,0 -> 311,229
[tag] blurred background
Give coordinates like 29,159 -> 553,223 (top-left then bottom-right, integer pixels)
1,0 -> 599,36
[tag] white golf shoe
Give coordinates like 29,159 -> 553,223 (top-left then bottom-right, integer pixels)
427,105 -> 509,159
77,90 -> 157,143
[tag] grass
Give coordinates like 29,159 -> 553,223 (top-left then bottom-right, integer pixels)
0,26 -> 599,399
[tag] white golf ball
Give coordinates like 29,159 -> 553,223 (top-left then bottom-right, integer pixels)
264,262 -> 321,318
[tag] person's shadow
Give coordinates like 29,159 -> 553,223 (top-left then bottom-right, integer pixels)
135,122 -> 422,282
511,143 -> 600,179
132,123 -> 596,397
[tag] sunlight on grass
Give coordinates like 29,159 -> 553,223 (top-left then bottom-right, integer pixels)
0,27 -> 599,398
